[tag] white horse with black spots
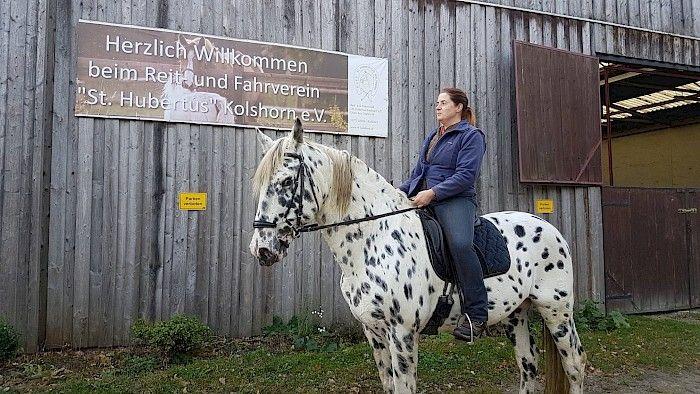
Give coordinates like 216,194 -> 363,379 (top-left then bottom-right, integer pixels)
249,119 -> 587,393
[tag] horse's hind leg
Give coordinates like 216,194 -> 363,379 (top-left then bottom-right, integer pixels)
504,300 -> 539,394
388,326 -> 418,394
362,325 -> 394,393
538,307 -> 587,393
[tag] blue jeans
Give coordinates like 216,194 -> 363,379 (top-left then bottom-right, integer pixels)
431,195 -> 488,322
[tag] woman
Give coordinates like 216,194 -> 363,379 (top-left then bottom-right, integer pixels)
398,87 -> 487,343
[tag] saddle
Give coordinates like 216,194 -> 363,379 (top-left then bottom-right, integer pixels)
417,207 -> 511,335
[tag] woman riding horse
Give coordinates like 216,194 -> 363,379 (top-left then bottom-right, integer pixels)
398,87 -> 488,342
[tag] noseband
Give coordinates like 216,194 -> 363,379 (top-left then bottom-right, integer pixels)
252,152 -> 321,238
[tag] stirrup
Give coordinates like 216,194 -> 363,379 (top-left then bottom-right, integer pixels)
461,313 -> 475,344
454,313 -> 481,344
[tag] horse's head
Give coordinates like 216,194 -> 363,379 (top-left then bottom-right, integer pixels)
249,119 -> 352,266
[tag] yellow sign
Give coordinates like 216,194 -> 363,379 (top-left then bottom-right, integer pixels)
179,193 -> 207,211
535,199 -> 554,214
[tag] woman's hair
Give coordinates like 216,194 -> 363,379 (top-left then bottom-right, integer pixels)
441,87 -> 476,125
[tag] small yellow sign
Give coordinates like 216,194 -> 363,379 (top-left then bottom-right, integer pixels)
535,199 -> 554,214
179,192 -> 207,211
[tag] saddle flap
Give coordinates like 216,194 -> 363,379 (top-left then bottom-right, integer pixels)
418,210 -> 511,283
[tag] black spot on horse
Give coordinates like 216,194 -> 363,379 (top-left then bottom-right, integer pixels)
553,323 -> 569,339
559,247 -> 567,258
544,263 -> 555,272
385,245 -> 394,256
514,225 -> 526,237
516,242 -> 524,250
371,309 -> 385,320
403,283 -> 413,300
371,337 -> 385,349
397,354 -> 409,374
402,333 -> 415,353
359,283 -> 370,294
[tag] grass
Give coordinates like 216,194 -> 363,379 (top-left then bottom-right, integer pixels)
1,314 -> 698,393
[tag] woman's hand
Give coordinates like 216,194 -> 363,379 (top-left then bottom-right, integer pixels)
410,189 -> 436,207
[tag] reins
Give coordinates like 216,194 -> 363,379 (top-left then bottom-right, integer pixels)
252,151 -> 420,236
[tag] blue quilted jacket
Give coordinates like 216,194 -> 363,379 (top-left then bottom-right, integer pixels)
398,120 -> 486,202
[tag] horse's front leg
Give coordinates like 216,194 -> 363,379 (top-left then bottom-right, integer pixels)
388,326 -> 418,394
363,325 -> 394,392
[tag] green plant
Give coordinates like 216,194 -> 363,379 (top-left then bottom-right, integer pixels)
262,309 -> 355,352
575,300 -> 630,331
131,315 -> 211,362
0,317 -> 20,363
119,355 -> 159,375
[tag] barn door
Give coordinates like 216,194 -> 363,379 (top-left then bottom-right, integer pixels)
514,41 -> 602,185
603,187 -> 696,313
687,190 -> 700,308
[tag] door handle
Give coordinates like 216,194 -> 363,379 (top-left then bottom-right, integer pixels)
678,208 -> 697,214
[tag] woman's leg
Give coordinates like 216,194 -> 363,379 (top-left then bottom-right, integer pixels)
431,197 -> 488,323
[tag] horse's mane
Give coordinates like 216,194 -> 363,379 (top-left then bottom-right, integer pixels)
252,137 -> 353,215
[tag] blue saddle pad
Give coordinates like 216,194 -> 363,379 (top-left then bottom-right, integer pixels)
418,209 -> 511,283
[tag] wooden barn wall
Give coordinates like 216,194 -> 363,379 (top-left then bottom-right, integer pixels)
0,0 -> 53,352
470,0 -> 699,38
1,0 -> 698,349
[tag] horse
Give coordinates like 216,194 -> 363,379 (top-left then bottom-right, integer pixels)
249,119 -> 587,393
161,35 -> 236,124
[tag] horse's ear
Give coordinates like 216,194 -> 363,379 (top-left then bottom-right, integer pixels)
256,128 -> 274,153
184,36 -> 201,45
291,117 -> 303,143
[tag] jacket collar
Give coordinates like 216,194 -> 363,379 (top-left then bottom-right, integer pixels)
421,120 -> 475,161
429,119 -> 473,139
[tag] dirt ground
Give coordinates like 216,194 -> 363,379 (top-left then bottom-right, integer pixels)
503,368 -> 700,393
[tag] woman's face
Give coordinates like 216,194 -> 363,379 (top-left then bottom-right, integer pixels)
435,92 -> 462,124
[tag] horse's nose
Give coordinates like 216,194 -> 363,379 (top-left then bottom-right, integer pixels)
258,247 -> 276,265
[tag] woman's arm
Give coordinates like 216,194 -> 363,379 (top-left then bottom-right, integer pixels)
431,131 -> 485,202
398,159 -> 423,194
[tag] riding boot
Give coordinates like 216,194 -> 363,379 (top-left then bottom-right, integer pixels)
453,314 -> 486,343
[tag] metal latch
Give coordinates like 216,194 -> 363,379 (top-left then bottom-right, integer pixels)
678,208 -> 697,214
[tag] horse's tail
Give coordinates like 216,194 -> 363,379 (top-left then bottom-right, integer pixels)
542,320 -> 570,393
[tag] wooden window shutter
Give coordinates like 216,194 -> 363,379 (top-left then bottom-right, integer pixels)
514,41 -> 602,185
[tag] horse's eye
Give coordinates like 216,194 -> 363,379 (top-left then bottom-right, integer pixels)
281,178 -> 294,188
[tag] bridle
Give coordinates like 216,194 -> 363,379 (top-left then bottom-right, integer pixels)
252,152 -> 419,238
252,152 -> 321,238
